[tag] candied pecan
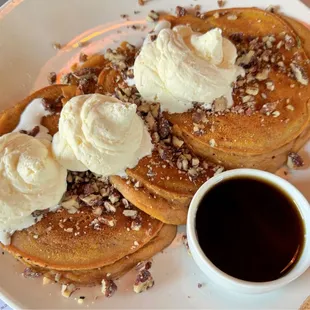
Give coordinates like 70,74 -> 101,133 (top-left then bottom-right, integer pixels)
78,76 -> 97,94
42,98 -> 57,112
136,260 -> 152,271
217,0 -> 226,7
147,10 -> 159,22
81,183 -> 96,195
28,126 -> 40,137
175,6 -> 187,17
133,269 -> 154,293
47,72 -> 57,85
23,267 -> 42,278
131,216 -> 142,231
192,111 -> 204,123
101,278 -> 117,298
260,102 -> 278,115
287,152 -> 304,169
79,52 -> 88,62
158,146 -> 173,161
158,117 -> 171,139
284,34 -> 295,50
229,33 -> 244,44
290,63 -> 309,85
73,67 -> 101,77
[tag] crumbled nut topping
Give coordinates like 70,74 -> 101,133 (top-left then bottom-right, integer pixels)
147,10 -> 159,22
182,234 -> 191,255
79,52 -> 88,62
209,139 -> 217,148
214,97 -> 228,112
217,0 -> 226,7
260,102 -> 278,115
286,104 -> 294,111
271,110 -> 280,118
175,6 -> 187,17
101,278 -> 117,298
266,5 -> 280,13
136,260 -> 152,271
43,277 -> 52,285
290,63 -> 309,85
47,72 -> 57,85
53,42 -> 62,50
123,209 -> 138,218
227,14 -> 238,21
20,126 -> 40,137
61,284 -> 77,298
23,267 -> 42,279
42,97 -> 60,113
287,152 -> 304,169
133,269 -> 154,293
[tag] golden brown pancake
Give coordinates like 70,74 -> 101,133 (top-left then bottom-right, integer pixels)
3,204 -> 163,270
16,224 -> 176,286
163,8 -> 310,172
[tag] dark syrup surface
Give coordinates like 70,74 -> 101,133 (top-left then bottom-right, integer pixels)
196,177 -> 304,282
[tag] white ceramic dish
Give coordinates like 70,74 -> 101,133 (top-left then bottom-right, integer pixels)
0,0 -> 310,309
187,169 -> 310,294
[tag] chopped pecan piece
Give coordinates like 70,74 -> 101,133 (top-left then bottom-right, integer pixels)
123,209 -> 138,218
61,284 -> 77,298
80,194 -> 101,206
147,10 -> 159,22
192,111 -> 204,123
79,52 -> 88,62
175,6 -> 187,17
172,136 -> 184,148
227,14 -> 238,20
214,97 -> 228,112
266,5 -> 280,13
287,152 -> 304,169
133,270 -> 154,293
28,126 -> 40,137
217,0 -> 226,7
136,260 -> 152,271
47,72 -> 57,85
42,98 -> 57,113
23,267 -> 42,279
290,63 -> 309,85
101,278 -> 117,298
260,102 -> 277,115
284,34 -> 295,50
229,32 -> 244,43
158,117 -> 171,139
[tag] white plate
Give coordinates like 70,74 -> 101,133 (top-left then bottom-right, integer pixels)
0,0 -> 310,309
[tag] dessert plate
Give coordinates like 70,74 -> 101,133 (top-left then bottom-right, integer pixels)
0,0 -> 310,309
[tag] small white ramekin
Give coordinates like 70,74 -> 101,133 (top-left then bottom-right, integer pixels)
187,169 -> 310,294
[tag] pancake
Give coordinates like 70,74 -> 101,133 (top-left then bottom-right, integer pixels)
16,224 -> 176,286
3,203 -> 163,270
163,8 -> 310,172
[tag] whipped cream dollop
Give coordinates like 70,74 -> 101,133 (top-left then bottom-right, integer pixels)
134,25 -> 244,113
52,94 -> 153,176
0,133 -> 67,245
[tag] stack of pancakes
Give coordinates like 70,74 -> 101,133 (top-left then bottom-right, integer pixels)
165,8 -> 310,172
0,7 -> 310,287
